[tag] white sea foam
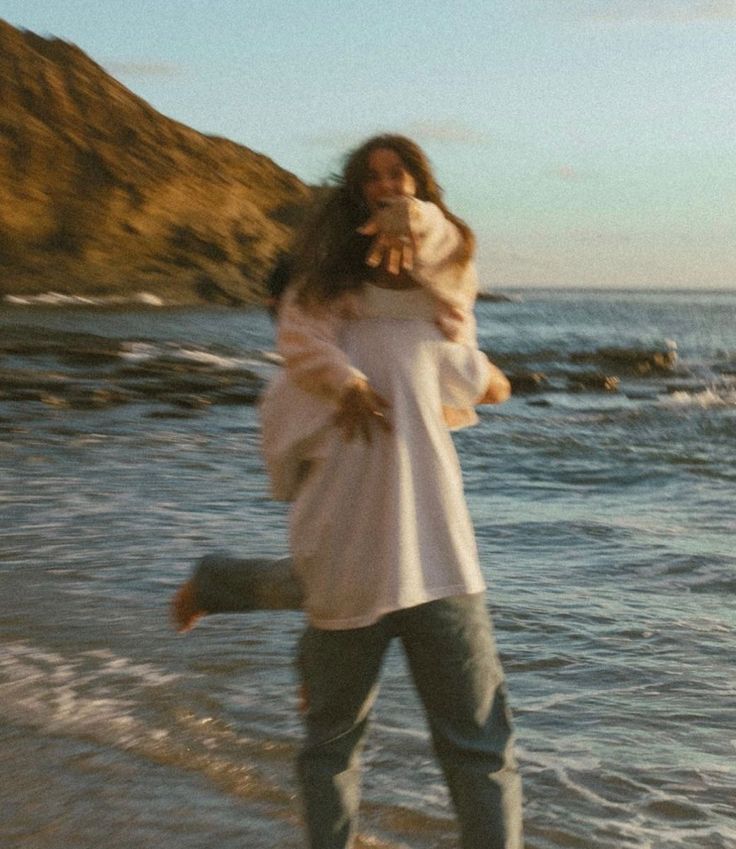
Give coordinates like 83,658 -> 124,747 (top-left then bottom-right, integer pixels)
135,292 -> 164,306
118,341 -> 160,362
118,340 -> 260,370
660,386 -> 736,408
0,641 -> 194,772
176,347 -> 245,369
3,291 -> 164,307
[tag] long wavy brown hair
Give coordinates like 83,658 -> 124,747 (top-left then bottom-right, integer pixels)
291,134 -> 475,304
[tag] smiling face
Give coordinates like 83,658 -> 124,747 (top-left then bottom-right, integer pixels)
361,147 -> 417,213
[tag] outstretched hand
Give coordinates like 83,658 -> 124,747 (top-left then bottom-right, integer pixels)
334,379 -> 392,443
357,196 -> 418,275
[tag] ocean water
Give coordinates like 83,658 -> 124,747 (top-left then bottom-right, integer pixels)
1,289 -> 734,849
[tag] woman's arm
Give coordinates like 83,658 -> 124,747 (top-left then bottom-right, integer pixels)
411,201 -> 478,310
438,344 -> 511,415
277,288 -> 365,402
277,289 -> 392,441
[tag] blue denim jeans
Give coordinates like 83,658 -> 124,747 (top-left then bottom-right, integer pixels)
297,593 -> 523,849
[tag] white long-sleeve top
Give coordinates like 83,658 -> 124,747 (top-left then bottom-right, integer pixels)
261,285 -> 492,630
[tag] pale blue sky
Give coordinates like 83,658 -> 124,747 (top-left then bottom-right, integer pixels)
5,1 -> 736,288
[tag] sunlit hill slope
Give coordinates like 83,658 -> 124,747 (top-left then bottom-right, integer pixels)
0,19 -> 312,304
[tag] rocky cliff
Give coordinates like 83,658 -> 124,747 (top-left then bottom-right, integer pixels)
0,20 -> 312,305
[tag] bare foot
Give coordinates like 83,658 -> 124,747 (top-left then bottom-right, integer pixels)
170,579 -> 205,633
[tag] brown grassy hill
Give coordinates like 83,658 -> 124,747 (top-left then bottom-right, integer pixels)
0,19 -> 312,304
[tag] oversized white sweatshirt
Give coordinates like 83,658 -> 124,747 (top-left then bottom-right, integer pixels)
263,285 -> 492,629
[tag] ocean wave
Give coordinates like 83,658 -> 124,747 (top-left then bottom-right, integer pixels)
0,640 -> 453,848
119,340 -> 263,371
0,642 -> 178,747
0,328 -> 274,411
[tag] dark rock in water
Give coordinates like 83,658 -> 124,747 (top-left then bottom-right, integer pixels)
1,329 -> 266,411
58,349 -> 123,366
624,390 -> 659,401
156,374 -> 225,394
665,382 -> 709,395
170,394 -> 212,410
0,368 -> 71,393
117,378 -> 173,399
0,325 -> 123,360
145,409 -> 201,420
78,387 -> 132,408
476,291 -> 517,303
213,388 -> 262,405
570,346 -> 677,375
509,371 -> 549,393
38,386 -> 132,409
114,372 -> 263,408
59,350 -> 120,366
566,373 -> 620,393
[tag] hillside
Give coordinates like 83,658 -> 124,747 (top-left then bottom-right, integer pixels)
0,20 -> 312,305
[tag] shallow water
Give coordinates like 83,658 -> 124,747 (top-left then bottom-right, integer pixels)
1,289 -> 735,848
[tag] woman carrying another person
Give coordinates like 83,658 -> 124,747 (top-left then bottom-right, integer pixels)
173,134 -> 523,849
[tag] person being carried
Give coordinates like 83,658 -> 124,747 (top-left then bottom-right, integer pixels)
172,133 -> 502,625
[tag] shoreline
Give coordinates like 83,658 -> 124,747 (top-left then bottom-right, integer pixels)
4,287 -> 735,310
